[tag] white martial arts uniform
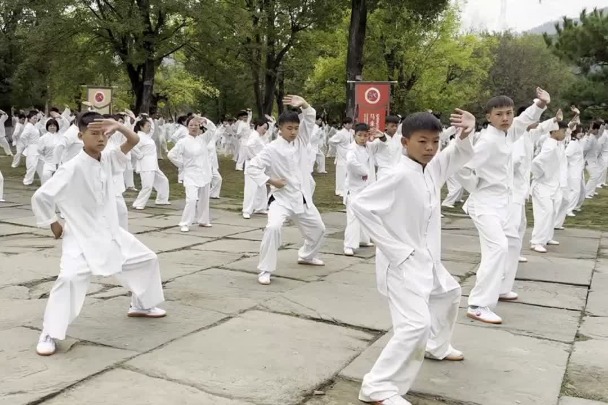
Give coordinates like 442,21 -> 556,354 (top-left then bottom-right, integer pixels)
235,113 -> 252,171
368,131 -> 403,180
168,133 -> 213,227
0,113 -> 13,156
131,131 -> 170,208
243,130 -> 269,216
553,139 -> 570,229
530,137 -> 562,246
352,135 -> 474,402
207,127 -> 223,199
344,142 -> 373,250
456,102 -> 545,309
441,139 -> 465,207
246,106 -> 325,273
329,128 -> 354,196
584,133 -> 602,198
11,121 -> 25,166
37,132 -> 63,184
565,139 -> 585,215
310,124 -> 327,173
31,148 -> 164,340
598,130 -> 608,186
21,122 -> 44,185
170,124 -> 188,183
55,124 -> 84,165
108,132 -> 130,230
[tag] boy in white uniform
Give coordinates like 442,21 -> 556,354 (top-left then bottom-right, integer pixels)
530,121 -> 569,252
246,95 -> 326,285
352,109 -> 476,405
235,109 -> 252,171
243,118 -> 270,219
344,123 -> 377,256
11,113 -> 26,167
584,123 -> 603,198
0,110 -> 13,156
566,128 -> 585,216
33,112 -> 166,357
455,87 -> 550,324
21,110 -> 44,186
367,115 -> 403,180
329,117 -> 354,196
310,116 -> 327,174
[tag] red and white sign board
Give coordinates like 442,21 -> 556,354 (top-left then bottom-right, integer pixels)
354,82 -> 391,131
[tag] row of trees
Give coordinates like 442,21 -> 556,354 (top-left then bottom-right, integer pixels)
0,1 -> 606,122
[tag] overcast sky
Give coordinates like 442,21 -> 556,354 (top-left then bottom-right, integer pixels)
459,0 -> 608,32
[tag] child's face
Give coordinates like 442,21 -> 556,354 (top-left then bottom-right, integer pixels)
344,123 -> 353,131
279,122 -> 299,142
386,122 -> 398,136
487,106 -> 514,132
354,131 -> 368,146
257,123 -> 268,136
316,118 -> 323,126
552,129 -> 567,142
47,124 -> 58,133
142,122 -> 151,133
19,118 -> 25,124
80,127 -> 108,154
29,116 -> 39,124
402,130 -> 440,165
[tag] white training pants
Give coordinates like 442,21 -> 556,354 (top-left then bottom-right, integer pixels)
243,169 -> 267,215
124,160 -> 135,189
599,158 -> 608,186
116,194 -> 129,231
442,176 -> 464,207
335,161 -> 346,197
179,184 -> 210,227
132,170 -> 170,208
585,161 -> 602,197
315,151 -> 326,173
467,202 -> 520,308
554,189 -> 569,229
344,193 -> 370,249
11,144 -> 24,167
42,230 -> 164,340
360,260 -> 461,401
23,155 -> 43,186
0,170 -> 4,200
210,166 -> 222,198
0,136 -> 12,156
567,174 -> 583,214
41,167 -> 56,185
236,144 -> 247,170
575,176 -> 586,210
258,201 -> 325,273
530,184 -> 560,246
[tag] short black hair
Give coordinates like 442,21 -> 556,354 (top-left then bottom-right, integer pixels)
253,117 -> 268,129
278,110 -> 300,126
177,115 -> 187,125
316,115 -> 323,121
485,96 -> 515,114
386,115 -> 400,125
133,118 -> 149,133
592,121 -> 602,130
77,111 -> 103,132
401,112 -> 443,139
236,110 -> 248,119
50,107 -> 60,113
185,116 -> 198,126
354,123 -> 370,133
26,110 -> 38,120
46,118 -> 59,131
342,117 -> 353,125
553,121 -> 569,131
18,113 -> 26,120
516,106 -> 527,116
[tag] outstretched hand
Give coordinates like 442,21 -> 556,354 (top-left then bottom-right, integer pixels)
571,105 -> 580,116
556,108 -> 564,122
536,87 -> 551,105
450,109 -> 476,138
282,95 -> 309,109
88,118 -> 121,135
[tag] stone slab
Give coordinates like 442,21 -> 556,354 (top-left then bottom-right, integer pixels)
284,236 -> 377,258
262,271 -> 391,331
0,223 -> 36,236
530,236 -> 599,260
0,327 -> 135,405
163,223 -> 261,239
134,232 -> 212,253
442,233 -> 481,254
0,232 -> 59,254
164,268 -> 305,314
227,225 -> 342,245
190,238 -> 262,254
587,273 -> 608,317
441,250 -> 481,264
35,297 -> 227,352
157,250 -> 244,280
44,368 -> 253,405
456,302 -> 580,343
515,255 -> 595,286
461,279 -> 588,311
0,215 -> 37,227
565,339 -> 608,402
126,310 -> 373,404
341,324 -> 569,405
0,252 -> 62,288
560,397 -> 608,405
578,317 -> 608,341
0,298 -> 47,331
224,249 -> 365,281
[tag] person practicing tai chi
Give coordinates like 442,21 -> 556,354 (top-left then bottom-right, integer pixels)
351,109 -> 476,405
456,87 -> 550,325
242,117 -> 271,219
367,115 -> 403,180
0,109 -> 13,157
529,121 -> 569,253
329,117 -> 354,197
32,112 -> 166,357
168,115 -> 214,231
246,95 -> 326,285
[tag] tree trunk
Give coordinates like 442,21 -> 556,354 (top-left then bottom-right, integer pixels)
139,59 -> 156,114
346,0 -> 368,118
275,70 -> 285,115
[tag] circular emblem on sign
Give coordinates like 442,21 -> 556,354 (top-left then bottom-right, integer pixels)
364,87 -> 381,105
94,91 -> 105,103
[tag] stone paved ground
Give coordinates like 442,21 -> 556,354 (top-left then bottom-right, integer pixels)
1,177 -> 608,405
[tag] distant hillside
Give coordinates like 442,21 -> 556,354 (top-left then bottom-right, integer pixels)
527,7 -> 608,35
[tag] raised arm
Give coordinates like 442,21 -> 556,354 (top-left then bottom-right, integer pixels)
511,87 -> 550,140
87,119 -> 140,155
282,95 -> 315,146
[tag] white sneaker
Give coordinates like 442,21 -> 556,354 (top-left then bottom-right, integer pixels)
567,212 -> 576,217
242,213 -> 251,219
180,226 -> 189,232
425,346 -> 464,361
360,242 -> 375,247
198,223 -> 213,228
344,248 -> 354,256
499,291 -> 519,301
554,226 -> 565,230
574,208 -> 582,212
531,244 -> 547,253
127,306 -> 167,318
0,199 -> 5,202
133,206 -> 145,210
547,240 -> 560,245
441,203 -> 454,208
374,395 -> 412,405
36,333 -> 56,356
297,257 -> 325,266
155,202 -> 171,206
466,306 -> 502,324
258,271 -> 271,285
518,256 -> 528,263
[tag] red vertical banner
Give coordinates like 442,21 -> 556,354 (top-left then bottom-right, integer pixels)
354,82 -> 391,131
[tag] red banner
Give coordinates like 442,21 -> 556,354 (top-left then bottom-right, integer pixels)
354,82 -> 391,131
